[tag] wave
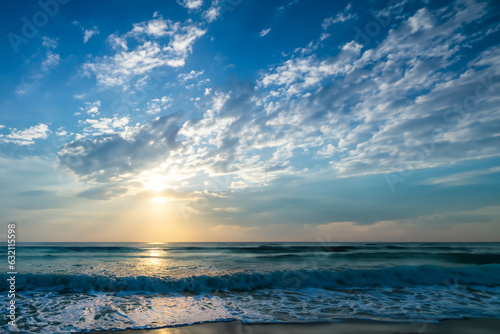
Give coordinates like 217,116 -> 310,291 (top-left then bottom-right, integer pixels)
12,247 -> 500,266
329,252 -> 500,265
14,243 -> 499,254
2,264 -> 499,293
444,253 -> 500,265
15,246 -> 140,253
170,245 -> 362,253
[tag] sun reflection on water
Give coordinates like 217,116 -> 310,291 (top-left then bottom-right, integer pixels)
135,248 -> 168,274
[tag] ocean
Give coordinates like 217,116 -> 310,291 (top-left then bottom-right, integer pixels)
1,242 -> 500,333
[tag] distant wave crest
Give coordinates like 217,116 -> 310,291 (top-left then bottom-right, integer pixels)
2,264 -> 499,293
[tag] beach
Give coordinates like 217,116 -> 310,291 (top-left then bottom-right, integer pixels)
85,318 -> 500,334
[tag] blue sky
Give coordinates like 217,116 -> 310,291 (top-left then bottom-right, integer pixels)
1,0 -> 500,242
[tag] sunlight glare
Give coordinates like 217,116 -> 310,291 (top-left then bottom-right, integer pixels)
143,174 -> 168,192
151,197 -> 174,204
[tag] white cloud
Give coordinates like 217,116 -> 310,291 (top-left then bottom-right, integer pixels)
319,33 -> 330,41
73,21 -> 99,43
341,40 -> 362,53
83,16 -> 206,87
0,123 -> 51,146
258,44 -> 361,96
249,0 -> 498,181
41,51 -> 60,72
422,167 -> 500,186
81,100 -> 101,116
212,207 -> 241,212
203,6 -> 220,23
177,0 -> 203,10
60,0 -> 500,194
55,127 -> 68,136
83,27 -> 99,43
79,116 -> 130,137
146,96 -> 172,115
107,33 -> 128,51
42,36 -> 58,49
322,3 -> 356,30
130,17 -> 171,37
259,28 -> 271,37
178,69 -> 204,83
73,94 -> 86,100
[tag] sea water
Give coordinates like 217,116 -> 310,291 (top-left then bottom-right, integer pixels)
1,242 -> 500,333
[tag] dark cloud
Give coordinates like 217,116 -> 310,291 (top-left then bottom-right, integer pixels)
18,190 -> 53,196
77,185 -> 129,200
58,112 -> 183,182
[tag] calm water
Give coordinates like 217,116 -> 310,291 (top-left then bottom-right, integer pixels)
1,242 -> 500,333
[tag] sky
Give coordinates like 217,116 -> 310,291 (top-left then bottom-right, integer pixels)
0,0 -> 500,242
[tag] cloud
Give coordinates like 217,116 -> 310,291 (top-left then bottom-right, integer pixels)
397,205 -> 500,228
79,116 -> 130,137
0,123 -> 51,146
73,21 -> 100,43
257,0 -> 499,179
422,167 -> 500,186
84,27 -> 99,43
83,16 -> 206,87
58,113 -> 183,182
178,69 -> 204,83
259,28 -> 271,37
211,224 -> 257,231
77,185 -> 130,200
258,42 -> 362,95
177,0 -> 203,10
55,127 -> 68,136
73,94 -> 86,100
145,96 -> 172,115
322,3 -> 356,29
58,81 -> 298,189
319,33 -> 330,41
59,0 -> 500,199
203,5 -> 220,23
275,0 -> 300,17
311,205 -> 500,241
81,100 -> 101,116
212,207 -> 241,212
42,36 -> 58,49
16,37 -> 60,95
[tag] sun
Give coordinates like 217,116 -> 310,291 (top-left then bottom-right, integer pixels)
143,174 -> 168,192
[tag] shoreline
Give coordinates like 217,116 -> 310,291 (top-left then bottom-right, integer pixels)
80,318 -> 500,334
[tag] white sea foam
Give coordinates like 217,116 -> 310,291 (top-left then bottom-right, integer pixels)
2,286 -> 500,333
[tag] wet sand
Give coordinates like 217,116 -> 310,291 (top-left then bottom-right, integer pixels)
84,318 -> 500,334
